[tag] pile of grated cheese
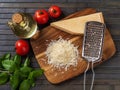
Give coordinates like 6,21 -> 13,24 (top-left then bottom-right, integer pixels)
45,37 -> 79,71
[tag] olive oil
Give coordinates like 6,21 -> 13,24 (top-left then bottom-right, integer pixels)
8,13 -> 38,39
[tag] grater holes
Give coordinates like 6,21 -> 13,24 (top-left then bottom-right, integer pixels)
82,21 -> 105,60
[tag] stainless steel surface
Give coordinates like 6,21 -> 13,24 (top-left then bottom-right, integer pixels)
82,21 -> 105,62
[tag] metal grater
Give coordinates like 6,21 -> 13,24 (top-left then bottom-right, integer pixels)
82,21 -> 106,62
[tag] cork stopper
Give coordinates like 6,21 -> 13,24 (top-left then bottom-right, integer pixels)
12,13 -> 23,24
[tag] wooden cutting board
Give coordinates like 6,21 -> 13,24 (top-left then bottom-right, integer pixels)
30,8 -> 116,84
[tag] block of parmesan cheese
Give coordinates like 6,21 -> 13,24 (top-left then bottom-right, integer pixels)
50,12 -> 104,35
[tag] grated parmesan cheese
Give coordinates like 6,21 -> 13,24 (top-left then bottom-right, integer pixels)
45,37 -> 79,71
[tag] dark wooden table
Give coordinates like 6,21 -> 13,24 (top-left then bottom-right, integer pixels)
0,0 -> 120,90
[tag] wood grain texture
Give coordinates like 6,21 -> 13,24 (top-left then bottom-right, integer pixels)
30,8 -> 116,84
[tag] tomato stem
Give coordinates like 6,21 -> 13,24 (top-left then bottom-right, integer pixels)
53,9 -> 57,13
39,11 -> 44,15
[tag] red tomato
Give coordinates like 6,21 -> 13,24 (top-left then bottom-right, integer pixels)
15,40 -> 29,56
34,9 -> 49,24
48,5 -> 61,18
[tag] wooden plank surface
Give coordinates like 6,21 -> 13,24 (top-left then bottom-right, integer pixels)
0,0 -> 120,90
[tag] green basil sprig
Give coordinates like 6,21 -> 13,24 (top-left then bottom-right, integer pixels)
0,53 -> 44,90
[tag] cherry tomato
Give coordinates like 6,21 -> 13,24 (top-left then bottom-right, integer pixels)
48,5 -> 61,18
15,40 -> 30,56
34,9 -> 49,24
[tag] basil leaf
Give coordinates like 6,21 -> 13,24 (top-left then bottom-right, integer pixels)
13,55 -> 21,67
10,62 -> 18,73
24,57 -> 30,67
27,69 -> 43,87
2,60 -> 17,72
10,70 -> 20,90
19,79 -> 31,90
2,60 -> 14,70
0,72 -> 9,85
20,66 -> 33,78
28,74 -> 35,87
0,53 -> 10,68
4,53 -> 11,59
29,79 -> 35,87
28,69 -> 44,80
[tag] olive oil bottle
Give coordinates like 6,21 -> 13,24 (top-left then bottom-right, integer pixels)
8,13 -> 38,39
